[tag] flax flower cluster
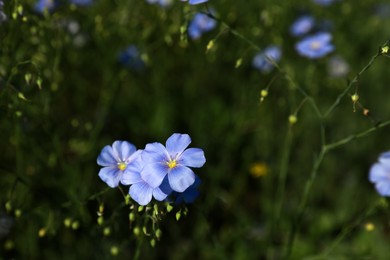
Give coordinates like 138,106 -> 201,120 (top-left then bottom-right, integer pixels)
97,133 -> 206,205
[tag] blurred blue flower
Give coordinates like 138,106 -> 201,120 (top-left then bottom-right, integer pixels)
252,45 -> 282,73
369,151 -> 390,196
97,141 -> 141,188
69,0 -> 94,6
182,0 -> 208,5
173,175 -> 201,204
146,0 -> 173,7
122,155 -> 173,205
327,56 -> 349,77
118,45 -> 145,70
312,0 -> 336,6
34,0 -> 57,14
295,32 -> 334,59
188,12 -> 216,40
141,133 -> 206,192
290,15 -> 315,37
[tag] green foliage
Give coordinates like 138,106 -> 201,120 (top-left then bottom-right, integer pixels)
1,0 -> 390,259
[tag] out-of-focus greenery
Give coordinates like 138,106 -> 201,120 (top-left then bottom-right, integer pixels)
1,0 -> 390,259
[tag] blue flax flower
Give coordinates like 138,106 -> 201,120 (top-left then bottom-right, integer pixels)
295,32 -> 334,59
118,45 -> 145,70
252,45 -> 282,73
69,0 -> 94,6
181,0 -> 208,5
97,141 -> 141,188
122,155 -> 172,205
290,15 -> 315,37
188,12 -> 216,40
369,151 -> 390,196
173,175 -> 201,204
34,0 -> 57,14
141,133 -> 206,192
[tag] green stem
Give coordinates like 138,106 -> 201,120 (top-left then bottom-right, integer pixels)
273,125 -> 294,229
322,201 -> 379,257
324,41 -> 389,118
285,118 -> 390,258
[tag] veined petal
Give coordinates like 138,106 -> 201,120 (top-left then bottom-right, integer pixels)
126,152 -> 144,173
112,141 -> 137,162
369,163 -> 390,183
129,182 -> 153,206
168,165 -> 195,192
179,148 -> 206,168
166,133 -> 191,157
153,187 -> 169,201
98,167 -> 122,188
141,162 -> 168,188
97,145 -> 118,166
142,143 -> 169,163
121,168 -> 143,185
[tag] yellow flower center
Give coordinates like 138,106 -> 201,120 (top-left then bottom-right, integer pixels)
118,162 -> 127,171
310,41 -> 321,50
167,160 -> 177,169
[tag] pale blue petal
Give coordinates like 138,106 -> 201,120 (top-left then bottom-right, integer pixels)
179,148 -> 206,168
142,143 -> 169,163
129,182 -> 153,206
375,182 -> 390,197
141,162 -> 168,188
189,0 -> 208,4
126,151 -> 144,173
369,163 -> 390,183
379,151 -> 390,167
153,187 -> 169,201
166,133 -> 191,157
97,145 -> 118,166
168,165 -> 195,192
121,169 -> 143,185
98,167 -> 122,188
112,141 -> 137,162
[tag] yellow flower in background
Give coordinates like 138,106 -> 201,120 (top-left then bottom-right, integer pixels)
364,222 -> 375,232
249,163 -> 268,178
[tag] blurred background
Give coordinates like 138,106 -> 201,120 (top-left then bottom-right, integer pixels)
1,0 -> 390,259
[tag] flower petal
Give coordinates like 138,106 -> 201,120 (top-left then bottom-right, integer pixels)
369,163 -> 390,183
142,143 -> 169,163
141,162 -> 168,188
179,148 -> 206,168
97,145 -> 117,166
375,181 -> 390,197
379,151 -> 390,166
166,133 -> 191,156
168,165 -> 195,192
112,141 -> 137,162
98,167 -> 122,188
129,182 -> 153,206
121,168 -> 143,185
153,187 -> 169,201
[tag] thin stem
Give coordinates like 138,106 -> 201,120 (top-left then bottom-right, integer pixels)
285,147 -> 328,258
322,201 -> 379,257
324,119 -> 390,151
273,125 -> 294,228
324,41 -> 389,118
